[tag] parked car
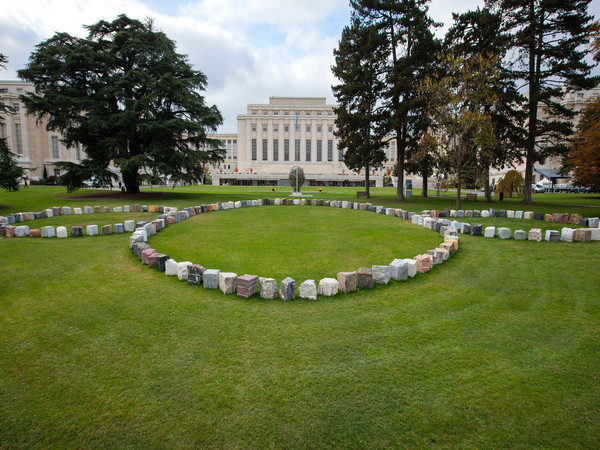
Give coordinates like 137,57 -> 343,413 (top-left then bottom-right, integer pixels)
574,186 -> 591,193
553,184 -> 574,193
532,184 -> 545,193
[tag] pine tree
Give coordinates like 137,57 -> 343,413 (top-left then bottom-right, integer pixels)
332,18 -> 388,196
487,0 -> 597,204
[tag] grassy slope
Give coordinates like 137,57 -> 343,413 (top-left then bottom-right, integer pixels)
1,186 -> 599,448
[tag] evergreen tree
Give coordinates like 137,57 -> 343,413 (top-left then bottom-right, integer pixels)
446,7 -> 526,202
332,18 -> 388,196
18,15 -> 224,193
350,0 -> 439,201
487,0 -> 597,204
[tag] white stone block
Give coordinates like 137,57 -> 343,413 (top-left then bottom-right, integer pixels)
560,227 -> 574,242
56,226 -> 68,238
372,265 -> 391,285
124,220 -> 135,232
450,210 -> 457,217
62,207 -> 71,215
165,259 -> 179,276
403,259 -> 417,278
124,205 -> 130,213
86,225 -> 98,236
299,279 -> 318,300
317,278 -> 338,297
481,210 -> 490,218
134,227 -> 148,241
484,226 -> 496,238
507,210 -> 515,218
73,207 -> 82,214
389,259 -> 408,281
591,228 -> 600,241
219,272 -> 238,294
41,226 -> 55,238
113,207 -> 122,213
177,261 -> 193,280
44,209 -> 53,218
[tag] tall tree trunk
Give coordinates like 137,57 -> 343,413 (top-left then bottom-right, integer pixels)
483,165 -> 492,202
456,182 -> 461,211
122,167 -> 140,194
365,164 -> 370,197
421,172 -> 428,197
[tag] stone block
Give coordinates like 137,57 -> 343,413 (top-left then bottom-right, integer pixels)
279,277 -> 296,301
507,210 -> 515,219
41,226 -> 55,238
299,279 -> 318,300
588,217 -> 599,228
545,230 -> 560,242
591,228 -> 600,241
497,227 -> 511,239
337,271 -> 357,293
101,225 -> 112,235
438,248 -> 450,261
259,277 -> 278,299
14,225 -> 29,237
154,254 -> 169,272
357,267 -> 374,288
69,226 -> 82,237
43,209 -> 53,218
142,248 -> 157,264
187,264 -> 206,284
450,210 -> 457,217
203,269 -> 221,289
515,211 -> 523,219
573,228 -> 592,242
124,205 -> 130,213
5,225 -> 16,237
372,265 -> 391,285
164,259 -> 179,276
524,211 -> 534,220
318,278 -> 339,296
473,210 -> 481,217
514,230 -> 527,240
55,226 -> 67,239
177,261 -> 193,281
528,228 -> 542,242
73,207 -> 82,215
29,229 -> 41,237
52,207 -> 61,216
470,225 -> 482,236
102,206 -> 109,213
484,226 -> 496,238
560,227 -> 574,242
465,210 -> 473,218
114,223 -> 124,234
124,220 -> 135,232
236,274 -> 258,298
427,249 -> 444,265
414,254 -> 432,273
132,204 -> 141,212
84,225 -> 98,236
548,213 -> 558,222
113,207 -> 122,213
143,222 -> 156,237
389,259 -> 408,281
568,213 -> 583,225
62,207 -> 72,215
534,212 -> 544,221
34,212 -> 45,220
166,216 -> 176,225
460,223 -> 471,234
481,210 -> 490,218
499,210 -> 506,218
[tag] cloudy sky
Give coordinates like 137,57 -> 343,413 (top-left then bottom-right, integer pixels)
2,0 -> 599,132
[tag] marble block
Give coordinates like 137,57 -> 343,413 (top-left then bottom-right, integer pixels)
124,205 -> 130,213
460,223 -> 471,234
203,269 -> 221,289
29,229 -> 41,237
177,261 -> 193,281
457,210 -> 465,218
91,206 -> 99,213
402,259 -> 417,277
259,277 -> 278,299
560,227 -> 574,242
497,227 -> 511,239
236,274 -> 258,298
57,226 -> 68,238
62,207 -> 71,215
70,226 -> 83,237
451,220 -> 461,230
357,267 -> 374,288
372,265 -> 391,285
545,230 -> 560,242
101,225 -> 112,235
490,209 -> 498,218
124,220 -> 135,232
73,207 -> 82,214
471,225 -> 482,236
164,259 -> 179,276
166,216 -> 176,224
41,226 -> 55,238
499,210 -> 506,218
279,277 -> 296,301
438,248 -> 450,261
129,232 -> 144,248
481,210 -> 490,218
568,213 -> 583,225
534,212 -> 544,221
484,226 -> 496,238
113,207 -> 122,213
133,243 -> 150,259
5,225 -> 16,237
426,249 -> 443,265
450,210 -> 457,217
13,225 -> 28,237
388,259 -> 408,281
507,210 -> 515,219
51,207 -> 61,216
573,228 -> 592,242
414,254 -> 432,273
154,254 -> 169,272
547,213 -> 556,222
417,216 -> 424,226
590,228 -> 600,241
142,248 -> 157,264
473,210 -> 481,217
514,230 -> 527,240
132,204 -> 141,212
34,212 -> 46,220
528,228 -> 542,242
337,271 -> 357,293
318,278 -> 339,296
444,228 -> 458,240
515,211 -> 523,219
524,211 -> 534,220
114,223 -> 124,234
299,279 -> 318,299
85,225 -> 98,236
588,217 -> 599,228
134,228 -> 147,241
187,264 -> 206,284
143,222 -> 156,237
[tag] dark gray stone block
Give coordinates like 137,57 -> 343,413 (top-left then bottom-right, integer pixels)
534,212 -> 544,220
499,210 -> 506,218
187,264 -> 206,285
471,225 -> 482,236
357,267 -> 374,289
70,226 -> 83,237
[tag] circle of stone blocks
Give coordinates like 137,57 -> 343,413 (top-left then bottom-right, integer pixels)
203,269 -> 220,289
337,271 -> 357,293
41,226 -> 55,238
86,225 -> 99,236
318,278 -> 339,297
514,230 -> 527,240
497,227 -> 511,239
299,279 -> 318,299
259,277 -> 278,299
279,277 -> 296,301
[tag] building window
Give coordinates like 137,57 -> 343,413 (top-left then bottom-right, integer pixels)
285,112 -> 289,115
328,112 -> 333,116
263,127 -> 267,133
284,139 -> 290,161
52,136 -> 59,158
252,112 -> 257,115
317,126 -> 322,133
317,140 -> 322,161
75,143 -> 81,160
285,126 -> 289,132
338,145 -> 344,161
252,127 -> 256,132
0,123 -> 6,139
317,112 -> 322,116
12,103 -> 20,112
274,128 -> 278,133
327,140 -> 333,162
251,139 -> 257,160
273,139 -> 279,161
262,139 -> 268,160
15,123 -> 23,155
306,126 -> 311,132
227,139 -> 233,159
328,126 -> 333,133
295,139 -> 300,161
306,112 -> 311,116
274,112 -> 279,115
306,140 -> 311,161
233,140 -> 237,159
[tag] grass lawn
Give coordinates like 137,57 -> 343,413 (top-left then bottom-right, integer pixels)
1,186 -> 599,448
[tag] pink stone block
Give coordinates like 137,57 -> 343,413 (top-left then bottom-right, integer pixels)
141,248 -> 157,264
5,226 -> 15,237
29,229 -> 41,237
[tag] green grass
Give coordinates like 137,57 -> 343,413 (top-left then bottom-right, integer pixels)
1,186 -> 600,448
